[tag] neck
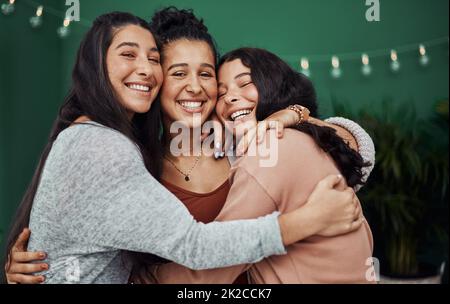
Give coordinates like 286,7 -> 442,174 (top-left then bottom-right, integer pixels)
73,115 -> 91,124
163,118 -> 203,159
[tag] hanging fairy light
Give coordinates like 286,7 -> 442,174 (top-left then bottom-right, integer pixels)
29,5 -> 43,28
419,44 -> 430,66
300,57 -> 311,77
390,49 -> 401,73
361,53 -> 372,76
1,0 -> 15,15
57,17 -> 71,38
330,56 -> 342,79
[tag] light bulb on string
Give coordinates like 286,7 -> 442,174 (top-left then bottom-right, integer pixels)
57,18 -> 71,38
361,53 -> 372,76
330,56 -> 342,79
300,58 -> 311,77
1,0 -> 15,15
29,5 -> 43,28
419,44 -> 430,67
390,49 -> 400,73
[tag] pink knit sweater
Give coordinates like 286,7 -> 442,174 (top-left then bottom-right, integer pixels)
154,129 -> 375,284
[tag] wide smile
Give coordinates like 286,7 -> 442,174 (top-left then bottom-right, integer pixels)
125,82 -> 153,96
177,100 -> 207,114
228,108 -> 254,121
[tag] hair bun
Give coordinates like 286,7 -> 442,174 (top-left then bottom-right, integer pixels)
151,6 -> 208,39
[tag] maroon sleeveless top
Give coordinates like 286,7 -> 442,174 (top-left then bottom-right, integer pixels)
161,179 -> 249,284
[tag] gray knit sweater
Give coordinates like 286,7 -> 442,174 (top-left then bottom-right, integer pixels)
27,122 -> 286,284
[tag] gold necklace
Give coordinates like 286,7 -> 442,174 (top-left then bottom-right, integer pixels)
164,155 -> 201,182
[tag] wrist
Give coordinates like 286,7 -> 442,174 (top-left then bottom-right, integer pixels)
278,208 -> 318,246
287,105 -> 310,126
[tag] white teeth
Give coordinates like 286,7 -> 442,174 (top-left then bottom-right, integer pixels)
127,84 -> 150,92
179,101 -> 203,109
231,109 -> 252,121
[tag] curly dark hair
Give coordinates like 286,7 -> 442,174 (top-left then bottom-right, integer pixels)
149,6 -> 219,65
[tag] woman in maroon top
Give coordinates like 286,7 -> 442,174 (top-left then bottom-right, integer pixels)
160,182 -> 248,284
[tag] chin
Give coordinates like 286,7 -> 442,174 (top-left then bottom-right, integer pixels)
132,101 -> 153,113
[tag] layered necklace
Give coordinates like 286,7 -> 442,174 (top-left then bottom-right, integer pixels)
164,155 -> 201,182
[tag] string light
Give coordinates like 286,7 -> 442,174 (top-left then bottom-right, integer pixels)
390,49 -> 401,73
419,44 -> 430,66
361,53 -> 372,76
29,5 -> 43,28
3,1 -> 449,73
1,0 -> 15,15
57,17 -> 71,38
300,58 -> 311,77
331,56 -> 342,79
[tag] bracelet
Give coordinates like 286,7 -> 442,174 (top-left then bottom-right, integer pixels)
288,105 -> 310,126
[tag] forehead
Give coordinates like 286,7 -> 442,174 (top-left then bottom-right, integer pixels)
218,59 -> 251,80
163,39 -> 215,65
111,24 -> 156,47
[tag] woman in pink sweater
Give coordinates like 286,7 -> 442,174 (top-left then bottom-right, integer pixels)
153,48 -> 375,284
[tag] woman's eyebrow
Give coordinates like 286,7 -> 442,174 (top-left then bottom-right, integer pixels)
201,63 -> 215,70
116,42 -> 139,49
235,72 -> 251,79
218,72 -> 251,86
115,42 -> 159,53
168,63 -> 188,71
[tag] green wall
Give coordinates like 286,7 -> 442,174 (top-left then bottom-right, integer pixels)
0,0 -> 63,243
0,0 -> 449,244
60,0 -> 449,115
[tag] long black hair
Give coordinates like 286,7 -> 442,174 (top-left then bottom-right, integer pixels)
219,48 -> 370,188
3,12 -> 164,281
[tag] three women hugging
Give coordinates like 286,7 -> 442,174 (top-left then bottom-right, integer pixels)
4,7 -> 376,284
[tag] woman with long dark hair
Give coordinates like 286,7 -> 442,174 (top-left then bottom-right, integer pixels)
2,12 -> 365,284
150,48 -> 375,284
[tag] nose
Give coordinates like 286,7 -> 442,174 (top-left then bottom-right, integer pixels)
135,57 -> 155,78
186,76 -> 202,95
224,95 -> 239,104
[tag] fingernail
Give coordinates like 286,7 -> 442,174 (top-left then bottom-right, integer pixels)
41,264 -> 48,270
337,174 -> 343,179
39,252 -> 47,259
39,276 -> 46,283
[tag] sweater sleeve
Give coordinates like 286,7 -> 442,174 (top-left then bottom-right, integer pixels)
63,125 -> 286,270
153,168 -> 277,283
325,117 -> 376,191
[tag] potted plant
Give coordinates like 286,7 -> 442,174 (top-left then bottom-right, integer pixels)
332,99 -> 449,283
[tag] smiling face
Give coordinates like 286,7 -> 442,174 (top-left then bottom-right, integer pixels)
216,59 -> 259,130
106,24 -> 163,118
160,39 -> 217,129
